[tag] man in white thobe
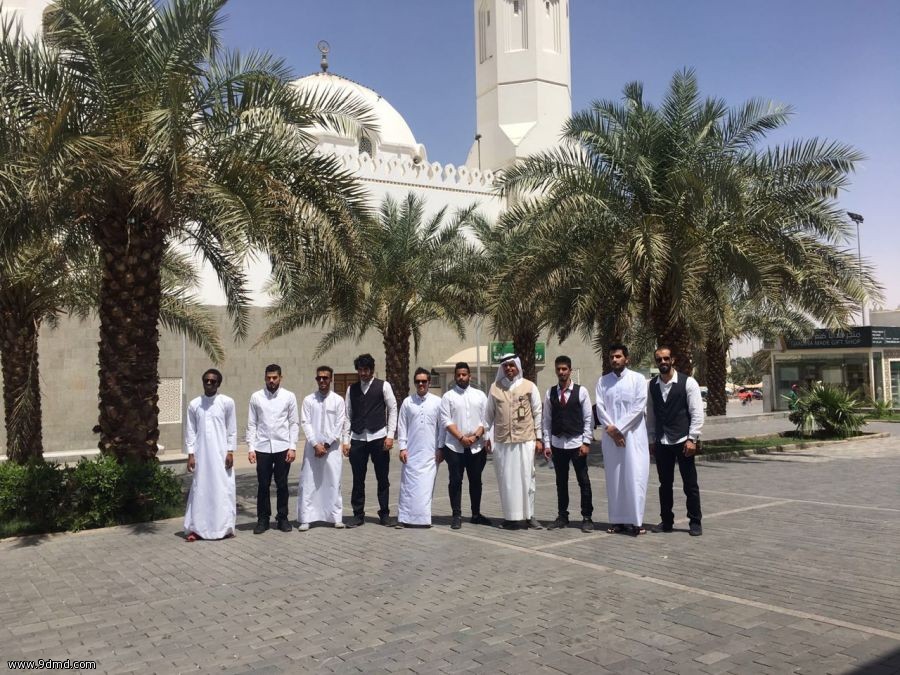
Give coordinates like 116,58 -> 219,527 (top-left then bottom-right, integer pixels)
595,344 -> 650,536
184,368 -> 237,541
297,366 -> 347,531
396,368 -> 443,527
485,354 -> 544,530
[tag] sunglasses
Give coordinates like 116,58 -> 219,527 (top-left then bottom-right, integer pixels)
414,379 -> 429,385
654,356 -> 672,363
315,375 -> 331,382
203,379 -> 219,385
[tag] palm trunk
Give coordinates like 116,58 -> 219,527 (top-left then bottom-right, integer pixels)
383,322 -> 411,401
704,336 -> 728,416
96,215 -> 165,463
513,328 -> 539,383
0,304 -> 43,463
651,300 -> 694,376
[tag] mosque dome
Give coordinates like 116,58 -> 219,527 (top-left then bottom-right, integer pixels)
291,72 -> 426,163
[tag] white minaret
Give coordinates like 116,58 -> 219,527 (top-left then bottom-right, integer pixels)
466,0 -> 571,172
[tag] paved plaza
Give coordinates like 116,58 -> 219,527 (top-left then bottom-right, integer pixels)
1,430 -> 899,674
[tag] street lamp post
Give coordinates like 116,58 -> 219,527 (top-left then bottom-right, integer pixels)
847,211 -> 865,325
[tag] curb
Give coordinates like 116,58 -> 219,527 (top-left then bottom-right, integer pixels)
697,431 -> 892,462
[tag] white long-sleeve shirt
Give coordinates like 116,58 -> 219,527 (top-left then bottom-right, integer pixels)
341,378 -> 398,444
542,382 -> 593,450
646,371 -> 704,444
246,387 -> 300,453
440,385 -> 487,454
301,390 -> 345,448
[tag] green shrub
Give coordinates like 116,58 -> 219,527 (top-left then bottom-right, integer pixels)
67,456 -> 183,531
0,460 -> 67,534
868,399 -> 894,419
788,382 -> 866,439
1,456 -> 184,536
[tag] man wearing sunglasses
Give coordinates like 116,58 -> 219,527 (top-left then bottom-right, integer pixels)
296,366 -> 347,531
396,368 -> 443,528
646,346 -> 705,536
183,369 -> 237,542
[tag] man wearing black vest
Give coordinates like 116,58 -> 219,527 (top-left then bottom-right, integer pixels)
647,346 -> 705,536
341,353 -> 398,527
541,355 -> 595,532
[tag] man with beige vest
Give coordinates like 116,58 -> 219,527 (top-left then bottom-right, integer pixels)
484,354 -> 544,530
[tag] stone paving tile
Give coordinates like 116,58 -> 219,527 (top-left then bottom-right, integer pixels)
1,435 -> 898,674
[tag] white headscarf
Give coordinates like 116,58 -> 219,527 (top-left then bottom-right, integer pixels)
495,353 -> 523,386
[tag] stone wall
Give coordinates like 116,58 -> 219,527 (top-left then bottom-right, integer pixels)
1,309 -> 607,455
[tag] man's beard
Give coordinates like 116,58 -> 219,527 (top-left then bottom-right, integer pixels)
658,364 -> 671,374
457,381 -> 469,389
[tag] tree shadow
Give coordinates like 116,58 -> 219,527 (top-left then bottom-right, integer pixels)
849,645 -> 900,673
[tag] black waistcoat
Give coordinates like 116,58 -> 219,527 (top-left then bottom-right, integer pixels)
349,378 -> 386,434
550,383 -> 583,438
649,374 -> 690,442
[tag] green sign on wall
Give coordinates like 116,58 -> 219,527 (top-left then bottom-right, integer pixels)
490,341 -> 545,365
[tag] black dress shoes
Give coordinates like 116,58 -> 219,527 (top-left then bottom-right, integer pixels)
347,514 -> 365,528
253,521 -> 269,535
276,519 -> 292,532
451,516 -> 462,530
547,517 -> 569,530
470,514 -> 492,526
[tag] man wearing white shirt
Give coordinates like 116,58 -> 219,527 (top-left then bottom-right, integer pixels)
396,368 -> 443,528
297,366 -> 346,531
647,346 -> 705,536
247,364 -> 300,534
542,356 -> 595,533
341,353 -> 398,527
439,362 -> 492,530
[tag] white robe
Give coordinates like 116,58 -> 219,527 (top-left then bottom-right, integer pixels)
397,392 -> 443,525
297,390 -> 346,524
596,369 -> 650,527
183,394 -> 237,539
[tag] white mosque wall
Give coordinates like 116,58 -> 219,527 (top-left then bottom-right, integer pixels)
196,152 -> 504,307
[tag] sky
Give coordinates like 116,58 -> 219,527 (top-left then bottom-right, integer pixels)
219,0 -> 900,312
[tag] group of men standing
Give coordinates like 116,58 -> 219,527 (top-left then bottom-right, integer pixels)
182,345 -> 704,540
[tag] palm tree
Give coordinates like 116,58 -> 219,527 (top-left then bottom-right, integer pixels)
497,70 -> 880,387
0,237 -> 225,463
2,0 -> 373,462
261,193 -> 484,400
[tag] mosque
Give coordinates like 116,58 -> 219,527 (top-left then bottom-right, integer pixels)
1,1 -> 604,455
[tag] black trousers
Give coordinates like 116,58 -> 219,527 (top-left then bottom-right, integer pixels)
349,438 -> 390,517
444,446 -> 487,517
654,442 -> 702,526
551,445 -> 593,519
256,449 -> 291,522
